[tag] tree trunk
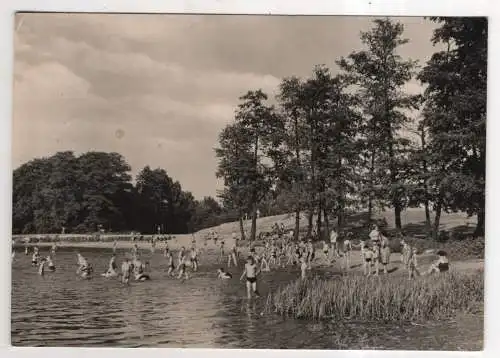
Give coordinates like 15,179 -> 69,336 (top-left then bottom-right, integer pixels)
424,201 -> 431,236
474,207 -> 485,237
368,150 -> 375,223
316,205 -> 322,240
239,212 -> 246,241
394,202 -> 402,231
323,208 -> 330,240
250,204 -> 257,241
294,209 -> 300,241
433,197 -> 443,240
306,211 -> 314,238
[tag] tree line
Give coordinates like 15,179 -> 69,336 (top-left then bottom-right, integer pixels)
215,17 -> 486,241
12,151 -> 231,234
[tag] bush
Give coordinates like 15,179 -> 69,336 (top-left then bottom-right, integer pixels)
265,270 -> 483,321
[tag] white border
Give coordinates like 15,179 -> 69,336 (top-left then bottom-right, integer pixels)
1,1 -> 497,358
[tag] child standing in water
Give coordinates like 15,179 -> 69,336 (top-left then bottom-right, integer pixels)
121,258 -> 133,284
227,243 -> 238,268
240,256 -> 260,299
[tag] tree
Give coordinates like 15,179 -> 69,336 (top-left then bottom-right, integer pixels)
418,17 -> 487,237
215,90 -> 280,241
337,18 -> 420,230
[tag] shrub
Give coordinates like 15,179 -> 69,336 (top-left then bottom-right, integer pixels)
265,270 -> 483,322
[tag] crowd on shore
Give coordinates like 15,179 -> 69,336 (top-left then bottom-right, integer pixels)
13,223 -> 450,299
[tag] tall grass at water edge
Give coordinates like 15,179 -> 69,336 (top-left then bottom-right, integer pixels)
265,271 -> 483,321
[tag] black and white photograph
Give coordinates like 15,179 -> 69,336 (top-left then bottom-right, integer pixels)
10,13 -> 486,350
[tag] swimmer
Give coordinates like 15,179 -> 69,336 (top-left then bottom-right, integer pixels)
76,253 -> 89,274
121,258 -> 133,284
46,255 -> 56,272
240,256 -> 261,299
38,258 -> 46,276
190,247 -> 199,271
133,257 -> 150,281
102,254 -> 118,277
31,251 -> 40,266
217,268 -> 233,279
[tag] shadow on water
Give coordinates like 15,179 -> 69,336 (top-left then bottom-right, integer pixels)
11,246 -> 481,349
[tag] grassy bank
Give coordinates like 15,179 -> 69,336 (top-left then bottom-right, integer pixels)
265,270 -> 483,322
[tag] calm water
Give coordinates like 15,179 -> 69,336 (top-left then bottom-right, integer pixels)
11,247 -> 482,349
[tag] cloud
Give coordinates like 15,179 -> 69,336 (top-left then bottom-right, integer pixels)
12,13 -> 439,198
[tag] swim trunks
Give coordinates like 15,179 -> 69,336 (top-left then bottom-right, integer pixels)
246,277 -> 257,283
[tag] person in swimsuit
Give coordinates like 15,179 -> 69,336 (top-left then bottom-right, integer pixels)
240,256 -> 260,299
76,253 -> 89,273
132,243 -> 139,257
362,243 -> 374,276
177,256 -> 189,280
227,244 -> 238,268
330,229 -> 339,258
408,247 -> 420,280
46,255 -> 56,272
217,268 -> 233,279
133,257 -> 150,281
163,245 -> 170,257
38,258 -> 46,276
343,234 -> 353,269
165,250 -> 175,276
190,247 -> 199,272
31,250 -> 40,266
121,258 -> 133,284
300,256 -> 308,279
425,250 -> 450,275
102,254 -> 118,277
112,240 -> 118,254
380,237 -> 391,274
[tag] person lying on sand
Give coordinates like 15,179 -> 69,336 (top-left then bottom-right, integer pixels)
217,268 -> 232,279
240,256 -> 260,299
425,250 -> 450,275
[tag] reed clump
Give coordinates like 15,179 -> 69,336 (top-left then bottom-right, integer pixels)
265,271 -> 483,321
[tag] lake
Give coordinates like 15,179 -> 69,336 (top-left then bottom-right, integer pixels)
11,246 -> 482,349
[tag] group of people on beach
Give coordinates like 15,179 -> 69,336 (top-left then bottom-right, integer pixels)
16,221 -> 451,300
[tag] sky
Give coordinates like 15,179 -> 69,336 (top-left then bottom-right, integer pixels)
12,14 -> 439,199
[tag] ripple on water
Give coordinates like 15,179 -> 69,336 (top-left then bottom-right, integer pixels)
11,247 -> 481,349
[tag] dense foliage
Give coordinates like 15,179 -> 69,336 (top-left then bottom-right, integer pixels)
215,17 -> 486,240
12,151 -> 227,234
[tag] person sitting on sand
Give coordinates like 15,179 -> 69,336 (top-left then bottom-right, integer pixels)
425,250 -> 450,275
408,247 -> 420,280
121,258 -> 133,284
217,268 -> 233,279
240,256 -> 261,299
